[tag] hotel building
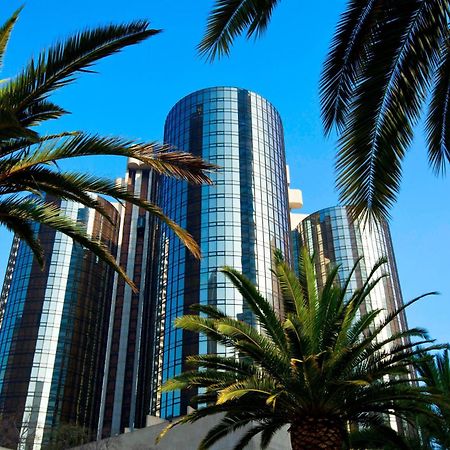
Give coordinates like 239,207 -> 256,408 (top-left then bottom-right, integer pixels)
150,87 -> 295,419
0,197 -> 120,449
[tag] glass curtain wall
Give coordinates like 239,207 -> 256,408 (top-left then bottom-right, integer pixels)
294,206 -> 410,432
150,87 -> 291,419
0,197 -> 119,449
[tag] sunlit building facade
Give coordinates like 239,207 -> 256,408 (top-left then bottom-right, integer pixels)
150,87 -> 292,419
293,206 -> 410,432
0,197 -> 120,449
98,160 -> 160,438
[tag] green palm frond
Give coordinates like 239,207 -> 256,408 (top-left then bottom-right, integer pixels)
198,0 -> 280,61
0,7 -> 22,71
0,21 -> 160,118
426,37 -> 450,176
0,196 -> 137,291
185,354 -> 256,379
329,0 -> 448,222
0,11 -> 216,290
320,0 -> 380,135
160,249 -> 442,448
220,266 -> 288,351
2,133 -> 215,186
198,409 -> 279,450
232,423 -> 271,450
18,100 -> 69,127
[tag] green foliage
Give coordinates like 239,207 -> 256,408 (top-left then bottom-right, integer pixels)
200,0 -> 450,222
198,0 -> 280,61
0,8 -> 215,290
42,423 -> 90,450
159,249 -> 444,449
413,351 -> 450,449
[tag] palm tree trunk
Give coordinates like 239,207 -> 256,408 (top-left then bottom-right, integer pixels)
289,417 -> 344,450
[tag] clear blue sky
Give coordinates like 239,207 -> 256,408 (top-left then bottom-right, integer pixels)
0,1 -> 448,344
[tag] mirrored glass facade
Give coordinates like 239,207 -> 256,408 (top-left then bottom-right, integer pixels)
150,87 -> 291,419
98,161 -> 159,438
293,206 -> 410,431
0,197 -> 119,449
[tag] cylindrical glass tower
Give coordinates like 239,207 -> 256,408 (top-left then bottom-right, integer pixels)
0,197 -> 120,449
151,87 -> 291,419
294,206 -> 406,329
293,206 -> 410,432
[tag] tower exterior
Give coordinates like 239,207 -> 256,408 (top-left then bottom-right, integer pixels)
0,197 -> 120,449
150,87 -> 291,419
98,160 -> 160,437
293,206 -> 410,431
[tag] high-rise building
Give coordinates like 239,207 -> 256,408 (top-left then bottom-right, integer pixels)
293,205 -> 410,432
150,87 -> 294,419
0,197 -> 120,449
98,160 -> 159,438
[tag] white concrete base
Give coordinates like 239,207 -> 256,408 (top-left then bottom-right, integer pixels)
75,415 -> 291,450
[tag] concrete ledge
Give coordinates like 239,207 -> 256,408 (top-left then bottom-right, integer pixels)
75,415 -> 291,450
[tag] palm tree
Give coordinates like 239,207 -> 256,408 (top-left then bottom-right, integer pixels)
413,351 -> 450,449
0,8 -> 215,290
199,1 -> 450,222
348,425 -> 431,450
158,249 -> 443,450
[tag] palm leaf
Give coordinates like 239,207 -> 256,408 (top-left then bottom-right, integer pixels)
220,266 -> 288,351
0,7 -> 22,71
3,133 -> 214,186
334,0 -> 447,222
198,0 -> 280,61
427,37 -> 450,175
0,21 -> 161,116
321,0 -> 381,134
0,196 -> 137,292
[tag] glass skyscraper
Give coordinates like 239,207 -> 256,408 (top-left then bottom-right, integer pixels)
293,206 -> 410,432
98,160 -> 160,438
150,87 -> 291,419
0,197 -> 120,449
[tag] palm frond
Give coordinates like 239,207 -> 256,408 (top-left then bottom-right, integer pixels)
335,0 -> 447,222
0,21 -> 160,116
321,0 -> 380,134
0,212 -> 43,266
0,196 -> 137,292
18,100 -> 69,127
221,266 -> 288,351
232,424 -> 268,450
427,37 -> 450,175
186,354 -> 256,375
198,0 -> 280,61
189,303 -> 229,319
198,413 -> 261,450
0,7 -> 22,71
273,254 -> 306,318
3,133 -> 214,186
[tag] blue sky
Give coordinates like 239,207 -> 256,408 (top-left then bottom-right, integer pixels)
0,0 -> 449,344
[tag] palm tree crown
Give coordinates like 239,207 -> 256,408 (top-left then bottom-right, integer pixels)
413,351 -> 450,449
200,0 -> 450,222
0,8 -> 215,290
159,249 -> 443,450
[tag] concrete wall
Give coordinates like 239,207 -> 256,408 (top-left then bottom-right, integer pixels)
76,415 -> 292,450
